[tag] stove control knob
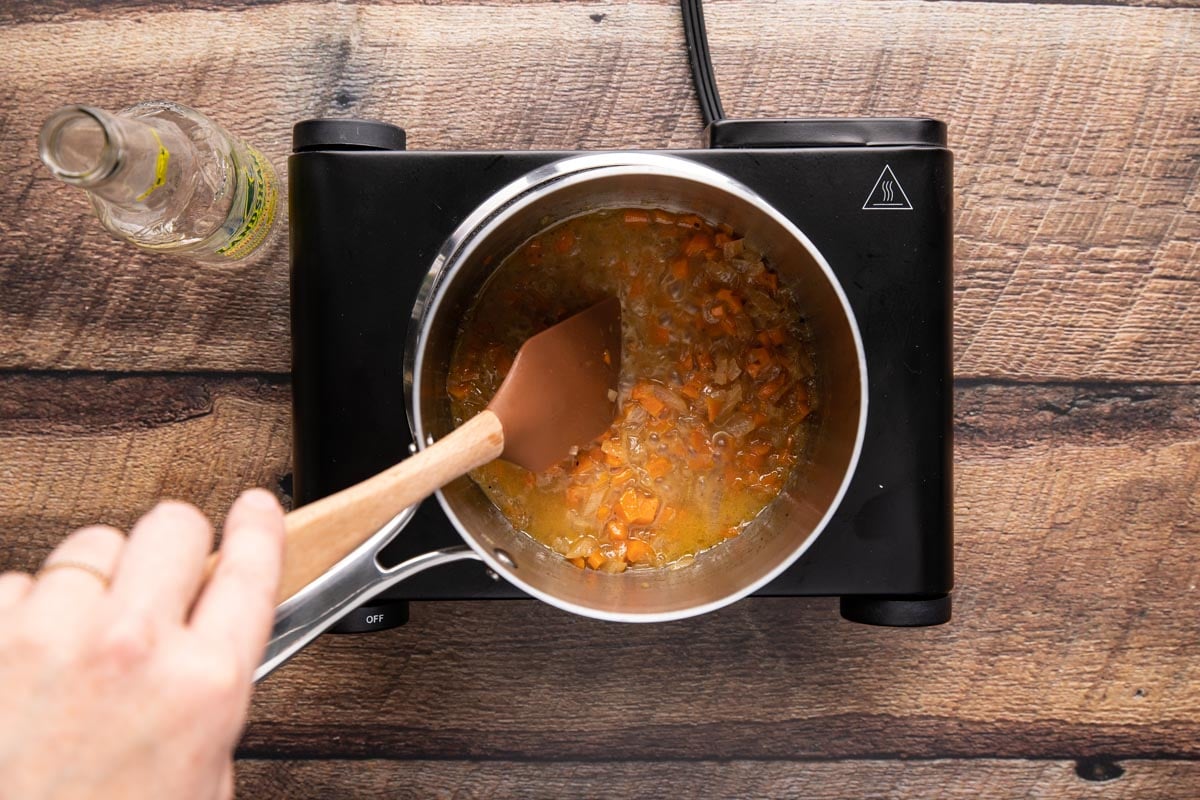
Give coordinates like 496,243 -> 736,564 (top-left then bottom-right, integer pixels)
327,599 -> 411,634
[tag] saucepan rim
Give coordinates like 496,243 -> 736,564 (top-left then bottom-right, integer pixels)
406,152 -> 868,621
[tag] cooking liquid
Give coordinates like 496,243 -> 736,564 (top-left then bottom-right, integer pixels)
447,208 -> 818,572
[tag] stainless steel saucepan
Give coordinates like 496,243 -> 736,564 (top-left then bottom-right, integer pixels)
256,153 -> 867,681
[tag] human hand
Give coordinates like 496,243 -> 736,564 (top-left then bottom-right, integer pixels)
0,489 -> 285,800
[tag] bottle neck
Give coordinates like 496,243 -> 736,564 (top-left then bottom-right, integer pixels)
39,105 -> 177,207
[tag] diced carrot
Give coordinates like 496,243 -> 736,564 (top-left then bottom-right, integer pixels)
572,450 -> 596,473
637,495 -> 660,524
766,327 -> 786,345
683,232 -> 712,256
624,209 -> 650,224
653,210 -> 676,225
625,539 -> 654,564
646,416 -> 673,435
646,456 -> 672,479
758,375 -> 787,400
697,351 -> 715,371
710,303 -> 725,319
715,288 -> 743,313
737,444 -> 772,470
641,394 -> 666,417
617,489 -> 642,523
670,258 -> 689,280
705,396 -> 723,423
680,377 -> 703,400
616,489 -> 658,524
714,231 -> 732,246
570,556 -> 586,569
606,519 -> 629,541
688,428 -> 709,453
596,504 -> 611,521
796,402 -> 812,421
554,228 -> 576,254
602,349 -> 612,366
650,325 -> 670,345
447,383 -> 470,400
758,270 -> 779,292
587,551 -> 607,570
752,411 -> 769,428
677,352 -> 694,373
631,383 -> 667,417
738,450 -> 768,470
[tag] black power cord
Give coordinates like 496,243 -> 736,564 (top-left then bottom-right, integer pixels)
681,0 -> 725,125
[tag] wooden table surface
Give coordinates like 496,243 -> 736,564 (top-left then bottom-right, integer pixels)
2,0 -> 1198,797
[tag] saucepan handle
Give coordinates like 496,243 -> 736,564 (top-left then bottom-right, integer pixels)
254,506 -> 482,682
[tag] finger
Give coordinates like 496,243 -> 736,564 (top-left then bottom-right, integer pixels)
191,490 -> 285,674
27,525 -> 125,613
110,501 -> 213,623
0,572 -> 34,611
216,759 -> 235,800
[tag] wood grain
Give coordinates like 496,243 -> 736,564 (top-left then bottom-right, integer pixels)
2,376 -> 1196,762
0,374 -> 291,571
234,758 -> 1200,799
0,1 -> 1196,381
1,1 -> 1196,795
5,0 -> 1200,27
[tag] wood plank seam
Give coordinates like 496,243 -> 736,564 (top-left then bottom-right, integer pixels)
5,369 -> 1199,390
229,751 -> 1200,763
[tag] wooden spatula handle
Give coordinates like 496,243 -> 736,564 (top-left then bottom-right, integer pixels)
206,410 -> 505,604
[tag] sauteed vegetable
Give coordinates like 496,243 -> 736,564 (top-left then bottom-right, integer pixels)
448,208 -> 817,571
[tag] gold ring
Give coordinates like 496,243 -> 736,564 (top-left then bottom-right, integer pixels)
37,560 -> 112,588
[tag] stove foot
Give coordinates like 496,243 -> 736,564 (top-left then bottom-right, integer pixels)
839,594 -> 951,627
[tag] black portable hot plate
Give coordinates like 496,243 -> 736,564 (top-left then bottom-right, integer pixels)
288,116 -> 953,633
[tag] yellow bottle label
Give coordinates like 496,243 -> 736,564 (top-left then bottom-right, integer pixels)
135,128 -> 170,202
216,146 -> 278,261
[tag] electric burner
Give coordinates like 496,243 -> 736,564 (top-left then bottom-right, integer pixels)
287,116 -> 953,633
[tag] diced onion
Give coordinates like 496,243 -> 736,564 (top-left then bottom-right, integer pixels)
564,536 -> 599,558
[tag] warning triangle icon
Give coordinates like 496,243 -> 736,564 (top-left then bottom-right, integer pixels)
862,165 -> 913,210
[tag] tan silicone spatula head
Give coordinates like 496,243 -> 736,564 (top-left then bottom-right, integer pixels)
487,295 -> 623,471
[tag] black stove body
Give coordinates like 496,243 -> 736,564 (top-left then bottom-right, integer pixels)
289,118 -> 953,633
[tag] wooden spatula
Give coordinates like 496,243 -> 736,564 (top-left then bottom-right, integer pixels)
216,297 -> 622,604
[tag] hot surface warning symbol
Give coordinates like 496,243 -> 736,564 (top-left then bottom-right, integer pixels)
862,165 -> 913,210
